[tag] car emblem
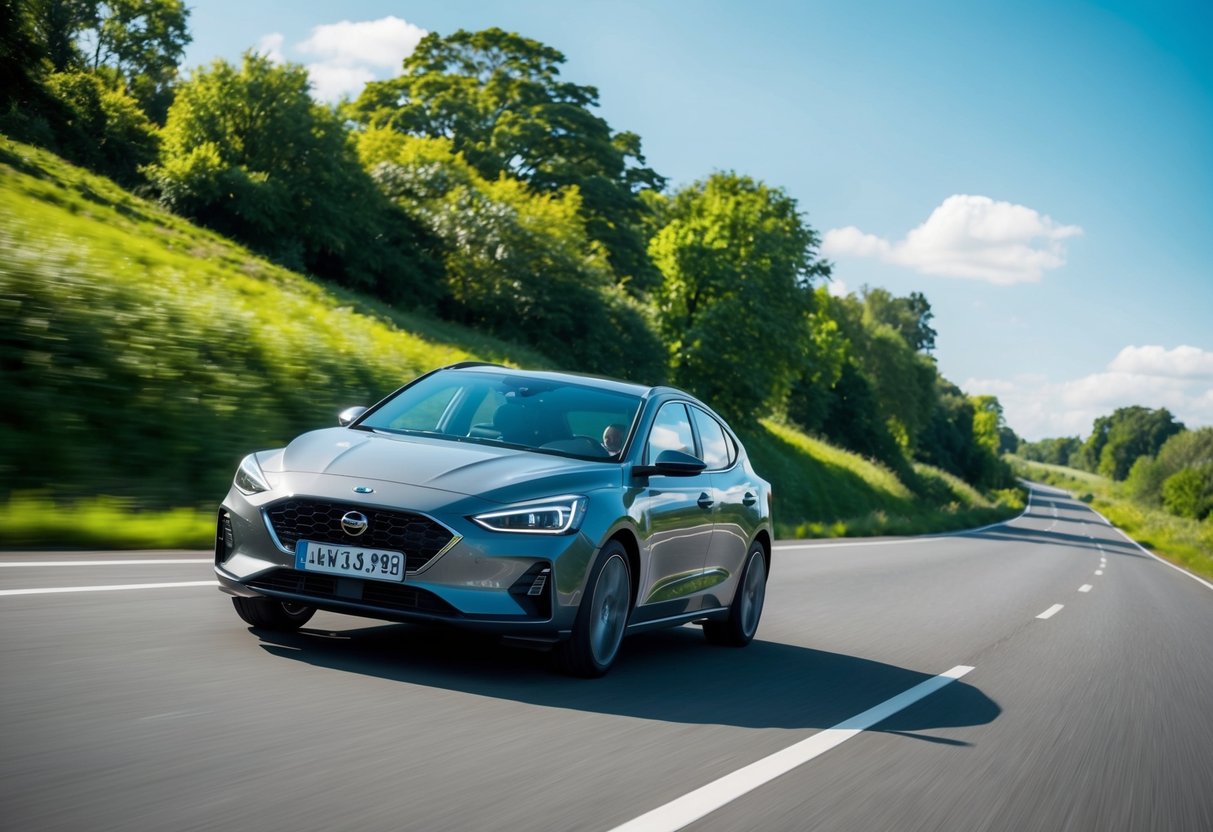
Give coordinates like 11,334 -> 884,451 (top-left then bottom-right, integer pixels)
340,511 -> 369,536
353,486 -> 374,494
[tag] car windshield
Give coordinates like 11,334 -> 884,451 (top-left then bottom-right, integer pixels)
355,370 -> 643,461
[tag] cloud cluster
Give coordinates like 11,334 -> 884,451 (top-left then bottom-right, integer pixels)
823,195 -> 1082,285
965,345 -> 1213,440
257,16 -> 427,102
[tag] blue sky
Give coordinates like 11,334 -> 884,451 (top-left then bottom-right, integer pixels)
182,0 -> 1212,440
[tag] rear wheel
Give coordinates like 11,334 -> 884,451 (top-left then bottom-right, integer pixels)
704,542 -> 766,647
557,541 -> 632,677
232,597 -> 315,631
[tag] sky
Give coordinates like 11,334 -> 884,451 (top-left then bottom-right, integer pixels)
182,0 -> 1213,441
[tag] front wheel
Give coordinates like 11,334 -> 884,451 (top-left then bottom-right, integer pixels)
232,596 -> 315,631
704,542 -> 766,647
557,542 -> 632,677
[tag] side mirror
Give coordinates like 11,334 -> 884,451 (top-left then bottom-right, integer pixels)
338,406 -> 368,427
634,449 -> 707,478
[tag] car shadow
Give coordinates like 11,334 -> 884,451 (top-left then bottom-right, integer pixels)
252,623 -> 999,737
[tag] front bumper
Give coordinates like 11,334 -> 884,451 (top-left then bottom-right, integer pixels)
215,487 -> 599,638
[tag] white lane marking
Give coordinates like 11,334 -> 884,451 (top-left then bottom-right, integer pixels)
1037,604 -> 1064,619
1089,508 -> 1213,592
1079,584 -> 1093,593
0,581 -> 218,597
0,559 -> 211,567
1095,570 -> 1104,576
606,666 -> 975,832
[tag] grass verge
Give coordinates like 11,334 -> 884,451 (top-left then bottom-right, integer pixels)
0,494 -> 214,550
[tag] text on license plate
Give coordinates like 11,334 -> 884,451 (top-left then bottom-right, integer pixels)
295,541 -> 406,582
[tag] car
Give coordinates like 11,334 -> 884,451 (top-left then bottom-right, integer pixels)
215,363 -> 773,676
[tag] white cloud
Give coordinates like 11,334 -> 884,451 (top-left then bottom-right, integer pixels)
823,195 -> 1082,285
964,345 -> 1213,440
297,16 -> 427,70
256,32 -> 285,64
257,16 -> 427,103
306,64 -> 377,103
826,277 -> 850,298
1107,345 -> 1213,379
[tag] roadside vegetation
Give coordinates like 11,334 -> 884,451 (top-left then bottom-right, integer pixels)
3,7 -> 1028,547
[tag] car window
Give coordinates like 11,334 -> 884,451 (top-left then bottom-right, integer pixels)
646,403 -> 697,463
691,406 -> 731,470
359,370 -> 642,461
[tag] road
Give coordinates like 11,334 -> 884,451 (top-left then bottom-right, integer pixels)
2,483 -> 1212,831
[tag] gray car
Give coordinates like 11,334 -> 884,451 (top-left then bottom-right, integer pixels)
215,363 -> 773,676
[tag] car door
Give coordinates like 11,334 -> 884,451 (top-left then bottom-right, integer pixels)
690,406 -> 754,606
634,401 -> 717,617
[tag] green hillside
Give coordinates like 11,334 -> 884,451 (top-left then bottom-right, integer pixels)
0,138 -> 1019,548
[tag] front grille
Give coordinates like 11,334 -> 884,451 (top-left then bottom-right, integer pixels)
265,499 -> 457,572
247,569 -> 458,617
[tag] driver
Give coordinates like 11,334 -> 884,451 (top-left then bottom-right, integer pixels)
602,423 -> 626,456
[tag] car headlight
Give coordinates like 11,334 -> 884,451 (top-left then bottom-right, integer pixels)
234,453 -> 272,495
472,497 -> 587,535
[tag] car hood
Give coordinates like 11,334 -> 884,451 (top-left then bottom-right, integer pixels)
271,427 -> 621,504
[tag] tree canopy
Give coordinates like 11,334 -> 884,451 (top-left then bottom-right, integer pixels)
151,53 -> 438,302
349,27 -> 665,291
649,172 -> 830,423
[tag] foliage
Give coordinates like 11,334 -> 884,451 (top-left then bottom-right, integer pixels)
1075,405 -> 1184,480
359,130 -> 666,382
83,0 -> 190,122
150,53 -> 440,304
1019,435 -> 1082,466
649,172 -> 829,423
1161,466 -> 1213,520
349,27 -> 665,291
42,69 -> 159,185
860,286 -> 937,353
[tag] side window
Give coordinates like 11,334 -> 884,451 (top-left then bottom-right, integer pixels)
646,403 -> 696,463
691,407 -> 731,470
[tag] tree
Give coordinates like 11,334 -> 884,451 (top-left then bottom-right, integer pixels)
861,286 -> 937,353
1127,427 -> 1213,505
43,69 -> 159,185
349,27 -> 665,291
152,53 -> 438,303
360,129 -> 666,382
22,1 -> 190,123
1161,466 -> 1213,520
84,0 -> 191,123
1019,436 -> 1082,466
1077,406 -> 1184,480
648,172 -> 829,423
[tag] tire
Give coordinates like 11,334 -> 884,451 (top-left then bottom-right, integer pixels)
704,542 -> 767,647
232,596 -> 316,631
557,541 -> 632,677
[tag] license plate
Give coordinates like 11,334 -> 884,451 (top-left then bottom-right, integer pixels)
295,540 -> 406,583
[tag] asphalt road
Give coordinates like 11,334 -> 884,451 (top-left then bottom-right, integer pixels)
2,482 -> 1212,832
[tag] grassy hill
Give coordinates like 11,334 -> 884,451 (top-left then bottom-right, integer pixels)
0,137 -> 1019,548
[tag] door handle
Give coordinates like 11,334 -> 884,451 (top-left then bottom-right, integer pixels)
743,492 -> 757,506
697,492 -> 714,510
